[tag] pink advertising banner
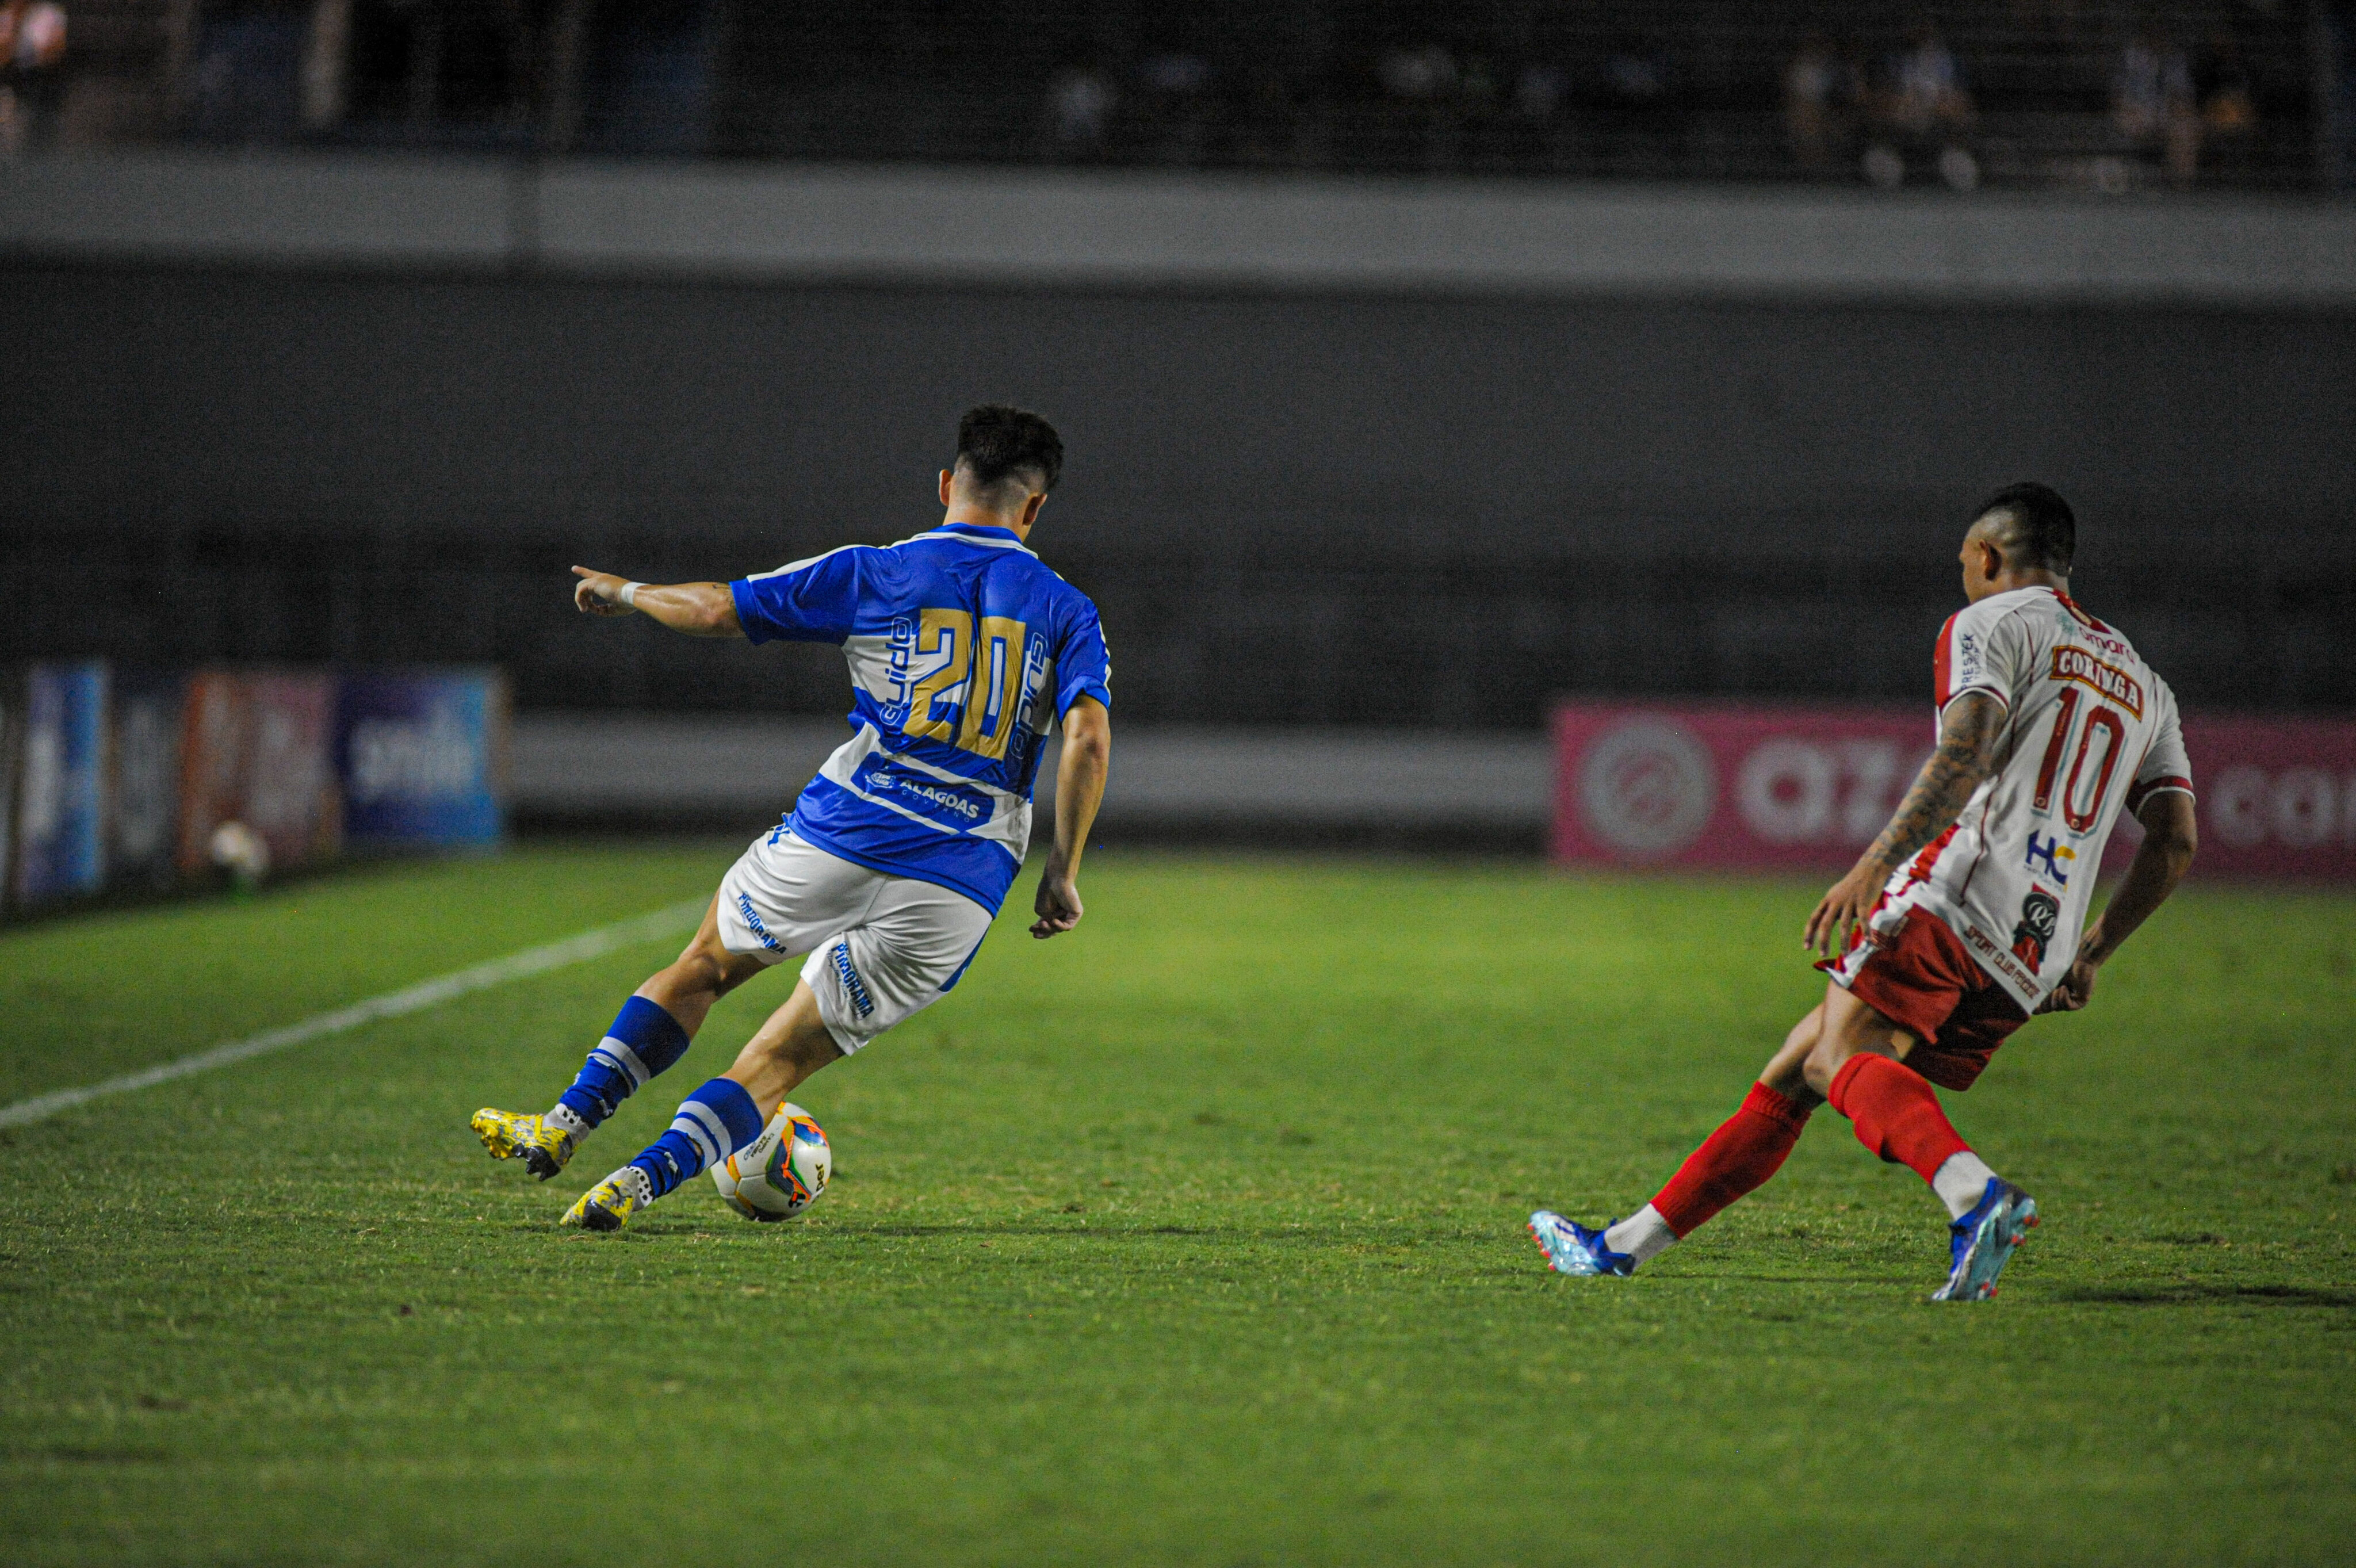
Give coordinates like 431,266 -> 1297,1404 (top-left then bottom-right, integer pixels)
1552,701 -> 2356,881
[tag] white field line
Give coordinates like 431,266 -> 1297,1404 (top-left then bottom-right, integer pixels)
0,898 -> 707,1131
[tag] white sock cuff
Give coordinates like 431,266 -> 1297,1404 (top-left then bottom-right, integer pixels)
1932,1152 -> 1999,1219
1604,1204 -> 1681,1265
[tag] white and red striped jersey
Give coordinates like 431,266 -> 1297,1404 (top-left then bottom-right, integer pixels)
1875,586 -> 2194,1012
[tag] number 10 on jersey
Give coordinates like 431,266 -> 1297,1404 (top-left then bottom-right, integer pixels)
2032,686 -> 2128,833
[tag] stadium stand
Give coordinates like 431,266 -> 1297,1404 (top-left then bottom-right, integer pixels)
14,0 -> 2344,192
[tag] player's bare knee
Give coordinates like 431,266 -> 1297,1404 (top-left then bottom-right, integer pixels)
786,1028 -> 844,1079
644,961 -> 713,1011
1760,1046 -> 1812,1099
733,1021 -> 840,1100
1759,1005 -> 1823,1093
661,930 -> 753,1001
1800,1023 -> 1865,1096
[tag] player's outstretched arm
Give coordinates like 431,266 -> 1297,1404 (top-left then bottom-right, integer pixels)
1806,691 -> 2006,955
2038,790 -> 2197,1014
1032,696 -> 1110,940
570,567 -> 743,638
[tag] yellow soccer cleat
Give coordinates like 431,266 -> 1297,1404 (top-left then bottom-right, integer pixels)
472,1107 -> 579,1180
561,1166 -> 653,1232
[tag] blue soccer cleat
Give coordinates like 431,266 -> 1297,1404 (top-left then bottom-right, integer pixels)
1931,1179 -> 2039,1301
1528,1210 -> 1637,1277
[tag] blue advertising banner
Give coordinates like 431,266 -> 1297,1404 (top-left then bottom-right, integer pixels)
336,669 -> 508,848
14,662 -> 109,906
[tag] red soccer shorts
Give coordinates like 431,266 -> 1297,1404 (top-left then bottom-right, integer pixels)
1820,905 -> 2028,1091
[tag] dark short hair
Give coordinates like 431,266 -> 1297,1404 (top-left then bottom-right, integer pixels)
1972,481 -> 2076,573
956,404 -> 1064,494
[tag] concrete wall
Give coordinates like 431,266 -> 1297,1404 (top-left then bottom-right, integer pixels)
8,153 -> 2355,303
510,716 -> 1554,847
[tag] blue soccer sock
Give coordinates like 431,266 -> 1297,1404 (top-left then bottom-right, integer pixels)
554,996 -> 693,1130
629,1077 -> 766,1200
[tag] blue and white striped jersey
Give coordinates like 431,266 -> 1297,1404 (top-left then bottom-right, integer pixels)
730,522 -> 1112,913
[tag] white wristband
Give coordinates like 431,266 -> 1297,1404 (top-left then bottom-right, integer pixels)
618,582 -> 642,608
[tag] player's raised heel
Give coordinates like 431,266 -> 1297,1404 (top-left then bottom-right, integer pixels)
471,1108 -> 578,1180
1528,1210 -> 1638,1277
1932,1179 -> 2040,1301
562,1167 -> 653,1232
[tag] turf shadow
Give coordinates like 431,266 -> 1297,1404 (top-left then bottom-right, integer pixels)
777,1221 -> 1241,1241
1682,1271 -> 1913,1287
2057,1282 -> 2356,1309
629,1218 -> 1502,1249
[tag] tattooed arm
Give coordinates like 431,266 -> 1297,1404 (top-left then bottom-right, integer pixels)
1804,691 -> 2007,955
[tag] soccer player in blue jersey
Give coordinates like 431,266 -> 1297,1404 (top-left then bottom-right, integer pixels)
471,406 -> 1112,1230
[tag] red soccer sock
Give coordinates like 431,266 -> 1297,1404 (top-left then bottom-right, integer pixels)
1827,1053 -> 1970,1184
1650,1083 -> 1815,1237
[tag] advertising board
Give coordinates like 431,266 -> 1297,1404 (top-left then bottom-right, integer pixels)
243,671 -> 341,870
2,661 -> 507,917
335,668 -> 508,848
177,668 -> 244,877
13,662 -> 110,907
177,670 -> 341,876
0,689 -> 15,903
2178,716 -> 2356,879
111,669 -> 185,890
1554,701 -> 2356,881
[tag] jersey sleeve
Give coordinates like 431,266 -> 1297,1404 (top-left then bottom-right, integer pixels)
1053,599 -> 1112,716
2126,680 -> 2195,813
1934,599 -> 2032,716
729,546 -> 870,645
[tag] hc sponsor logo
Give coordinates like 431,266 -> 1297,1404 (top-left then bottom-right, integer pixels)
2025,831 -> 2075,886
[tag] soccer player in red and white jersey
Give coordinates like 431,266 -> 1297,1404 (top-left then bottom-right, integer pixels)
1532,483 -> 2200,1300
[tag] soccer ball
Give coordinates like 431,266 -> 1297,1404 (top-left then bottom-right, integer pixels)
712,1102 -> 832,1222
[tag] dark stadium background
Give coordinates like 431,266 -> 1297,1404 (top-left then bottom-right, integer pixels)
5,9 -> 2356,1564
3,0 -> 2353,846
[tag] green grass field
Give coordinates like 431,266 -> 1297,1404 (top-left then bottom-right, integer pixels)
1,844 -> 2350,1566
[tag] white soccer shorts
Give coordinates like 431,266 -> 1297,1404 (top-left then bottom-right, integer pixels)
714,829 -> 996,1054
